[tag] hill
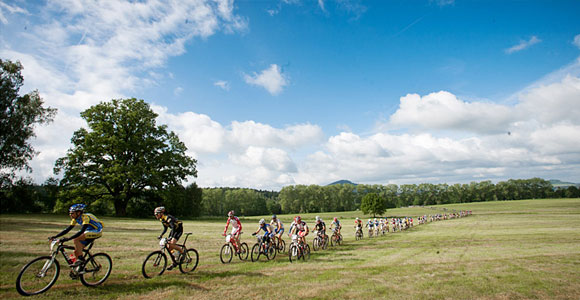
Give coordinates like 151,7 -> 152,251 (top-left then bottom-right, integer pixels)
550,179 -> 580,188
327,179 -> 357,186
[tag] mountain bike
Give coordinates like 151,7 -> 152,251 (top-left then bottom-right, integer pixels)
271,234 -> 286,253
142,233 -> 199,278
220,233 -> 249,264
250,234 -> 276,262
312,231 -> 328,251
16,239 -> 112,296
288,234 -> 310,263
355,228 -> 363,240
368,227 -> 374,238
330,229 -> 342,246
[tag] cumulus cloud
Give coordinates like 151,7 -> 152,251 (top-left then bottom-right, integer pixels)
387,91 -> 514,134
244,64 -> 288,95
505,36 -> 542,54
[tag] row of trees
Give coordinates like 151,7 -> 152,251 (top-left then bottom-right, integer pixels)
2,177 -> 579,217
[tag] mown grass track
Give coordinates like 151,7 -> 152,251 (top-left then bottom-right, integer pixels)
1,198 -> 579,299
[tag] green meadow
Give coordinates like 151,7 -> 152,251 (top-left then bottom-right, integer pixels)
1,198 -> 579,299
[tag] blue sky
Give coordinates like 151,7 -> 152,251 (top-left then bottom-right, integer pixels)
1,0 -> 580,190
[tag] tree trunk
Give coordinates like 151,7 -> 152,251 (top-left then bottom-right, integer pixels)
114,198 -> 127,217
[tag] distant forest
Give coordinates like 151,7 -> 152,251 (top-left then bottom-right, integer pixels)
1,177 -> 579,217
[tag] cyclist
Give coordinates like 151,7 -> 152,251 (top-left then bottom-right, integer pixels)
270,214 -> 284,243
374,218 -> 380,235
223,210 -> 243,253
154,206 -> 184,270
49,204 -> 103,267
313,216 -> 327,242
354,217 -> 363,236
289,216 -> 309,245
330,217 -> 342,237
365,218 -> 374,236
252,219 -> 274,251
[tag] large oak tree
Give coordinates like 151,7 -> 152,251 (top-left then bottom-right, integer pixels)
1,59 -> 56,180
54,98 -> 197,216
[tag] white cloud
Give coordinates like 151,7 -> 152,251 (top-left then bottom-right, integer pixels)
573,34 -> 580,49
387,91 -> 514,134
173,87 -> 183,96
0,1 -> 28,24
228,121 -> 324,149
505,36 -> 541,54
214,80 -> 230,90
244,64 -> 288,95
230,146 -> 297,172
318,0 -> 326,11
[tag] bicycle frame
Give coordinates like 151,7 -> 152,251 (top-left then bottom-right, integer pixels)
161,233 -> 191,265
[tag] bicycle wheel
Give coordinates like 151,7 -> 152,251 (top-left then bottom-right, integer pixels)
238,243 -> 249,261
266,244 -> 276,260
80,253 -> 112,287
331,235 -> 337,246
303,244 -> 311,261
16,256 -> 60,296
288,244 -> 300,263
220,244 -> 233,264
251,243 -> 261,262
277,239 -> 286,253
313,237 -> 320,251
322,236 -> 329,250
338,234 -> 343,245
142,251 -> 167,279
179,249 -> 199,274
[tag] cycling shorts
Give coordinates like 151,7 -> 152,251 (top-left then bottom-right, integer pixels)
80,229 -> 102,245
298,231 -> 307,237
275,228 -> 284,235
232,227 -> 241,237
169,227 -> 183,242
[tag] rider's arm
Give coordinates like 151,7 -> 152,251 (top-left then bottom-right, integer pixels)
52,225 -> 74,239
223,218 -> 231,234
159,224 -> 168,238
63,224 -> 89,241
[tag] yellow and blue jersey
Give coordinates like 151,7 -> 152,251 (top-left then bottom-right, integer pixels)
71,213 -> 103,232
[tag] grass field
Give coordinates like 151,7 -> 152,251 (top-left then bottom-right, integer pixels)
1,198 -> 579,299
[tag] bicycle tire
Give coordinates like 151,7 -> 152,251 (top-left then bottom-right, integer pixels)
277,239 -> 286,253
238,243 -> 249,261
142,251 -> 167,279
220,244 -> 233,264
313,237 -> 320,251
16,256 -> 60,296
179,249 -> 199,273
79,252 -> 112,287
288,244 -> 300,263
251,243 -> 261,262
303,244 -> 311,261
267,243 -> 276,260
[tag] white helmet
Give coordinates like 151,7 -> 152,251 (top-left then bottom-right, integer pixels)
315,216 -> 320,221
259,219 -> 265,225
356,217 -> 359,220
368,219 -> 371,222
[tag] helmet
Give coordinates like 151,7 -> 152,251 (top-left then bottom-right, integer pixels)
272,214 -> 277,219
259,219 -> 265,225
228,210 -> 234,217
154,206 -> 165,215
356,217 -> 359,220
374,218 -> 377,221
315,216 -> 320,221
69,204 -> 86,213
295,216 -> 301,222
368,219 -> 371,222
334,217 -> 338,222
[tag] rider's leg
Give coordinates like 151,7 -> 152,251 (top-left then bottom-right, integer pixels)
168,239 -> 184,253
73,233 -> 86,258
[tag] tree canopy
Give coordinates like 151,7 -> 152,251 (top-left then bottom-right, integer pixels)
360,192 -> 386,217
0,59 -> 56,179
54,98 -> 197,216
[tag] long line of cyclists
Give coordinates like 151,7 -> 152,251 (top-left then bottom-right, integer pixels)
15,203 -> 472,296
